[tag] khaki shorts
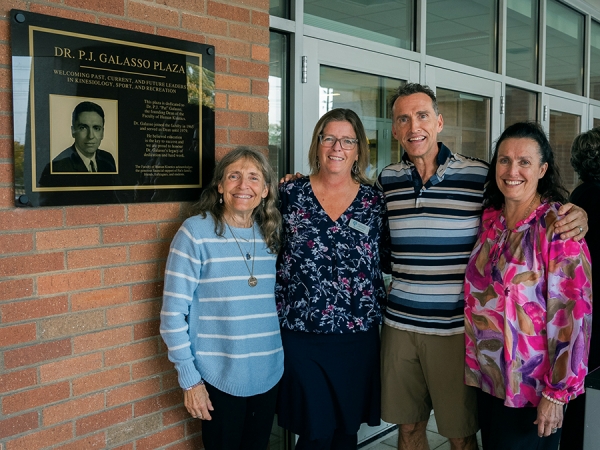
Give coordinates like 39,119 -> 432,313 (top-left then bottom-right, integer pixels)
381,324 -> 479,438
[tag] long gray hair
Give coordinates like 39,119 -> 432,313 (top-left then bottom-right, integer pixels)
194,147 -> 281,253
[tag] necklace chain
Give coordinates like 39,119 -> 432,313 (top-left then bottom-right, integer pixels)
226,223 -> 257,287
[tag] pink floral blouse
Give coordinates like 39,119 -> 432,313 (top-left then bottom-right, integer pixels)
464,202 -> 592,407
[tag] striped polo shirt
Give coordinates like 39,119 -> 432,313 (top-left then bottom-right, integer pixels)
377,143 -> 488,336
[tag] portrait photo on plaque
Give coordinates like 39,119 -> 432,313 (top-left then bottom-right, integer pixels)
10,9 -> 216,207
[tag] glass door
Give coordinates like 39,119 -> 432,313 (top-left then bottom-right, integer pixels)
544,94 -> 586,193
426,66 -> 502,162
589,104 -> 600,130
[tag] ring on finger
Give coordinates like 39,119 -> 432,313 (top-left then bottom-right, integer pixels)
579,226 -> 584,234
551,428 -> 558,434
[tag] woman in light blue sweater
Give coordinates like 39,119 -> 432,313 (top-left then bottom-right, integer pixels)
160,147 -> 283,450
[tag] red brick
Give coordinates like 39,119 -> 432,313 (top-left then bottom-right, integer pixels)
73,326 -> 132,354
0,186 -> 12,207
65,205 -> 125,226
206,37 -> 250,58
3,382 -> 70,415
0,114 -> 12,135
155,0 -> 206,13
4,339 -> 72,369
230,129 -> 268,146
105,339 -> 159,366
106,378 -> 162,407
0,368 -> 37,394
127,203 -> 181,222
208,1 -> 250,22
73,366 -> 131,396
29,6 -> 97,24
67,246 -> 127,269
251,43 -> 270,62
43,393 -> 104,426
132,281 -> 164,301
37,269 -> 102,295
0,323 -> 36,347
104,262 -> 160,286
107,300 -> 161,326
252,79 -> 269,96
63,0 -> 124,15
130,242 -> 171,262
40,352 -> 103,383
36,227 -> 100,250
181,14 -> 228,37
112,444 -> 135,450
230,59 -> 269,78
0,161 -> 13,183
216,73 -> 251,93
215,127 -> 228,145
214,91 -> 227,109
251,10 -> 270,27
132,355 -> 173,379
229,95 -> 268,113
163,435 -> 203,450
99,17 -> 156,35
163,407 -> 189,426
230,23 -> 269,44
0,232 -> 33,254
103,223 -> 157,243
136,424 -> 186,450
0,278 -> 33,301
0,209 -> 63,231
0,137 -> 11,158
215,110 -> 249,128
134,319 -> 161,340
71,286 -> 130,311
0,252 -> 64,277
128,1 -> 179,26
53,433 -> 106,450
1,296 -> 69,323
0,411 -> 38,440
156,27 -> 205,44
159,221 -> 182,240
135,390 -> 181,417
5,423 -> 72,449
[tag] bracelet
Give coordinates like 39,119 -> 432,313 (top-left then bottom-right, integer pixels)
183,380 -> 205,391
542,392 -> 565,406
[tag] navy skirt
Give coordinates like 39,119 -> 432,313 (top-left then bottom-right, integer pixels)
277,327 -> 381,440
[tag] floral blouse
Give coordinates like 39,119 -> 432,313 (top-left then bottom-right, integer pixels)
464,202 -> 592,407
276,177 -> 390,334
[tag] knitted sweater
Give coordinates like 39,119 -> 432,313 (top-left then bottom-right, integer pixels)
160,214 -> 283,396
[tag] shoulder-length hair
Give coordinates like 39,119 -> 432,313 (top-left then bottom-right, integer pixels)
194,147 -> 281,253
571,127 -> 600,182
307,108 -> 372,184
484,121 -> 568,209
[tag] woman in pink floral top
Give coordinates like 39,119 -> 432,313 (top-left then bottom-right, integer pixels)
464,122 -> 592,450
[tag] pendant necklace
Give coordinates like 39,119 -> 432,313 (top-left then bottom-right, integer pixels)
227,222 -> 257,287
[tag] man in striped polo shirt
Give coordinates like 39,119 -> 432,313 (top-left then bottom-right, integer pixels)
377,83 -> 588,450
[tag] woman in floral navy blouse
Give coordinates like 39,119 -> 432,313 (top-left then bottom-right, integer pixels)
276,108 -> 390,449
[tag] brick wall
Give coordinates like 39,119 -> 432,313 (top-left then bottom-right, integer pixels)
0,1 -> 270,449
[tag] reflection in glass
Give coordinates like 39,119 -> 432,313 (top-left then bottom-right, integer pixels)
426,0 -> 497,72
304,0 -> 413,49
437,88 -> 491,161
269,32 -> 288,178
594,118 -> 600,129
320,66 -> 404,178
590,21 -> 600,101
270,0 -> 289,19
549,110 -> 580,193
505,86 -> 537,127
12,57 -> 32,195
545,0 -> 584,95
506,0 -> 538,83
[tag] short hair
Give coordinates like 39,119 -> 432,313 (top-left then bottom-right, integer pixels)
571,127 -> 600,182
72,101 -> 105,127
484,121 -> 568,209
307,108 -> 371,184
389,83 -> 439,117
194,147 -> 281,253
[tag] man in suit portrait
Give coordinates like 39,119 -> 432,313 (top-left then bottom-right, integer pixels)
52,101 -> 116,173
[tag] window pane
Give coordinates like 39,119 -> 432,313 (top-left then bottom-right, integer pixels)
594,118 -> 600,128
505,86 -> 537,127
304,0 -> 413,50
437,88 -> 491,161
590,21 -> 600,101
319,66 -> 404,177
269,32 -> 288,177
549,110 -> 580,193
426,0 -> 497,72
545,0 -> 584,96
270,0 -> 289,18
506,0 -> 538,83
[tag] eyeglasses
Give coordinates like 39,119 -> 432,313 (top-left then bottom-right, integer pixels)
318,135 -> 358,150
